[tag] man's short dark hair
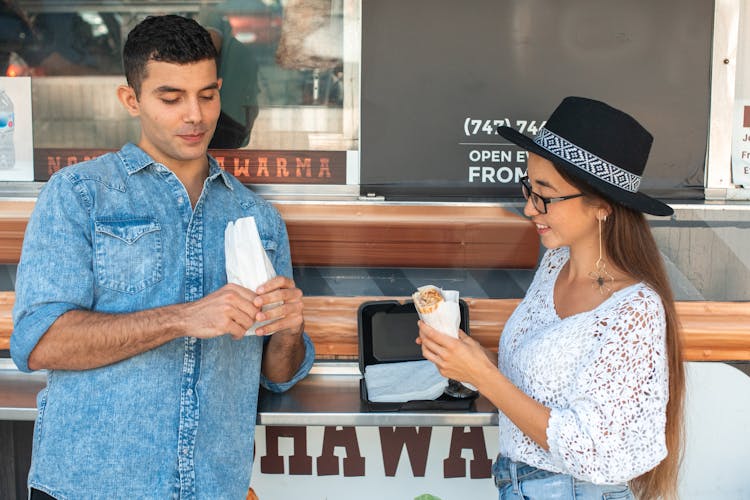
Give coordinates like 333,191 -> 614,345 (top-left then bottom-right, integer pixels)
123,15 -> 218,96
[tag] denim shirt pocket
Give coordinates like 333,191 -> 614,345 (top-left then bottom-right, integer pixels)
94,217 -> 163,293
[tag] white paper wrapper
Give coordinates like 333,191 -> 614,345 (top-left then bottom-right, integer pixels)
225,217 -> 280,336
412,285 -> 477,391
412,285 -> 460,339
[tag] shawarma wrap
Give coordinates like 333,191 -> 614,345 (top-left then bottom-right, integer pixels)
412,285 -> 460,339
412,285 -> 477,392
413,286 -> 445,315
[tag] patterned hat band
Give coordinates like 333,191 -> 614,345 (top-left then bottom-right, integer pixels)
533,128 -> 642,193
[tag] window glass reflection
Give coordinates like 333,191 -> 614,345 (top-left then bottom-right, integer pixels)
1,6 -> 121,77
0,0 -> 353,153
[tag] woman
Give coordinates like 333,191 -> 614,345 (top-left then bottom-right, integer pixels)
418,97 -> 684,500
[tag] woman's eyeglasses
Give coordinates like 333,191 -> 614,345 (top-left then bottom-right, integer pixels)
520,176 -> 584,214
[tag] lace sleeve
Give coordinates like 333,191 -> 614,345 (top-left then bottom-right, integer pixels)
545,288 -> 670,484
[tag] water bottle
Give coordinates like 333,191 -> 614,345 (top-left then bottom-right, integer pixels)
0,89 -> 15,170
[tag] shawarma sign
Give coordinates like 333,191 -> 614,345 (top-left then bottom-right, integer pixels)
35,148 -> 347,184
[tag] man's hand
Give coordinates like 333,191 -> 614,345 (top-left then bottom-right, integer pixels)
251,276 -> 305,338
255,276 -> 307,383
180,283 -> 261,340
182,277 -> 304,340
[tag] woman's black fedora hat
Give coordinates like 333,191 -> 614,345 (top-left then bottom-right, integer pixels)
497,96 -> 673,216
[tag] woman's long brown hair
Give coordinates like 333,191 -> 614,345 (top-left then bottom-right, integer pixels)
558,168 -> 685,499
604,205 -> 684,500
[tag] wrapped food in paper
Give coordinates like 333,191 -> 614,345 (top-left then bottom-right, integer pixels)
413,285 -> 477,392
225,217 -> 279,336
412,285 -> 460,339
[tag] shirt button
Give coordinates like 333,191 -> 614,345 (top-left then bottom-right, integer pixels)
177,197 -> 184,204
187,388 -> 193,396
182,448 -> 189,456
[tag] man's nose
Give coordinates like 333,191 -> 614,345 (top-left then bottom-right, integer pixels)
183,97 -> 203,123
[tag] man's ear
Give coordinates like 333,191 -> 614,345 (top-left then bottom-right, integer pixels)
117,85 -> 140,117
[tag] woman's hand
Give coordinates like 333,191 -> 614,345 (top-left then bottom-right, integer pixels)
416,320 -> 495,388
418,321 -> 552,450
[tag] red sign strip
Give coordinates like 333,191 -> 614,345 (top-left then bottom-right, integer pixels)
34,148 -> 347,184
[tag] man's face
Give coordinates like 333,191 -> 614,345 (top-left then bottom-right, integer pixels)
119,59 -> 221,169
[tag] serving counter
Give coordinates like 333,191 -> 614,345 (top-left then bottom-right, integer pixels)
0,359 -> 498,426
0,359 -> 44,421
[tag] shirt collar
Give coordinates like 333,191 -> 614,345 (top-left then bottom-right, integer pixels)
117,143 -> 234,191
207,154 -> 234,190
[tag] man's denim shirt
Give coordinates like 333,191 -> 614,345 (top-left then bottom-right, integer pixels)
11,143 -> 315,499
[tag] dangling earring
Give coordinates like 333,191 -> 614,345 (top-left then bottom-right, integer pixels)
589,215 -> 614,295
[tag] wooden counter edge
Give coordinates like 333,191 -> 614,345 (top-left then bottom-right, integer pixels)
0,200 -> 539,268
1,294 -> 748,362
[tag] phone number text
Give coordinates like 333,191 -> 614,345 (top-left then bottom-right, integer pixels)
463,118 -> 546,137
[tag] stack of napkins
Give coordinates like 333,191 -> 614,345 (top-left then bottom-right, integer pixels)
364,360 -> 448,402
225,217 -> 278,336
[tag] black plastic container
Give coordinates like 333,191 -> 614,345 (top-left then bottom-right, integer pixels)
357,299 -> 477,411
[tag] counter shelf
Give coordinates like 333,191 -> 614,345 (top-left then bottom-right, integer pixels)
0,360 -> 498,426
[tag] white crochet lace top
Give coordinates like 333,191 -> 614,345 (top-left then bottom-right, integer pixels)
497,247 -> 669,484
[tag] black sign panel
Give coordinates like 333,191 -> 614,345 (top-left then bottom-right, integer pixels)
361,0 -> 712,201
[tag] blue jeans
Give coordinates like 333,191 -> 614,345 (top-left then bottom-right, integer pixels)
493,456 -> 634,500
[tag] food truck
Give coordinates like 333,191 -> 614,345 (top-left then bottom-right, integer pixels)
0,1 -> 749,499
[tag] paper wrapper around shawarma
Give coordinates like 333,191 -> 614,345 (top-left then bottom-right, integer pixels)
413,285 -> 477,392
412,285 -> 460,339
225,217 -> 279,336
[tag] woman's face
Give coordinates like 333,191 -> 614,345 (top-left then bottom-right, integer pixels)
523,153 -> 601,250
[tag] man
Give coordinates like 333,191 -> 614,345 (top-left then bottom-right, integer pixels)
11,15 -> 314,499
